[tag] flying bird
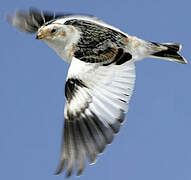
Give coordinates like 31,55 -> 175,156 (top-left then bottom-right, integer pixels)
7,8 -> 187,178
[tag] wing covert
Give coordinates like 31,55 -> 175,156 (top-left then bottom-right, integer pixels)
64,19 -> 130,64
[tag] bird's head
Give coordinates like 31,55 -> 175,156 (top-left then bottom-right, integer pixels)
36,23 -> 67,40
36,22 -> 80,61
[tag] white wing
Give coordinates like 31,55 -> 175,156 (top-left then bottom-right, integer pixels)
55,58 -> 136,177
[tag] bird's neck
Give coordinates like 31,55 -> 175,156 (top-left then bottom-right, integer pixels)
44,27 -> 81,63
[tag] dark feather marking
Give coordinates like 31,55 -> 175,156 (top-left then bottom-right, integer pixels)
115,52 -> 132,65
151,42 -> 185,63
29,8 -> 71,27
118,98 -> 126,103
117,110 -> 126,123
151,42 -> 180,51
103,48 -> 124,66
84,114 -> 106,153
103,48 -> 132,66
65,19 -> 128,64
114,48 -> 124,61
152,50 -> 184,61
123,94 -> 129,96
55,118 -> 69,175
150,41 -> 160,47
108,120 -> 121,134
90,111 -> 114,144
29,8 -> 45,26
65,78 -> 87,102
8,8 -> 71,33
82,117 -> 100,153
77,117 -> 97,163
73,119 -> 85,176
65,120 -> 75,178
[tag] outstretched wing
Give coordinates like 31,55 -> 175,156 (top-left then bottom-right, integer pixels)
56,57 -> 136,177
7,8 -> 69,33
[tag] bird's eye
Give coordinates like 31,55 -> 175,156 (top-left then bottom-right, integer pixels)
51,28 -> 57,33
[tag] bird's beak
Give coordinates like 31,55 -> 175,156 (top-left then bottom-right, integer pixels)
36,30 -> 45,40
36,35 -> 41,40
36,34 -> 43,40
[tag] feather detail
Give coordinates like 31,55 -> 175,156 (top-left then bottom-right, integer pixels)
55,58 -> 136,177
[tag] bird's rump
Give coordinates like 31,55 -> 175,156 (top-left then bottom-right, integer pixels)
55,58 -> 136,177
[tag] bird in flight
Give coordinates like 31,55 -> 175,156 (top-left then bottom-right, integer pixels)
7,8 -> 187,178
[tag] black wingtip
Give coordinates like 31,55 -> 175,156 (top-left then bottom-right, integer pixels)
65,170 -> 73,178
54,169 -> 62,176
54,159 -> 66,175
151,42 -> 188,64
76,169 -> 84,177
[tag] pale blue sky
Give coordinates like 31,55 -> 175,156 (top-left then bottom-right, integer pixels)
1,0 -> 191,180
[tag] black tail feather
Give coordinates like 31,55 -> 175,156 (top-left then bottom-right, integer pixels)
151,42 -> 187,64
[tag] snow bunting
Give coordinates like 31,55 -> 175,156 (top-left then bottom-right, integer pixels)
7,8 -> 187,178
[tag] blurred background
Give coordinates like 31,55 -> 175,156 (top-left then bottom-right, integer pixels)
1,0 -> 191,180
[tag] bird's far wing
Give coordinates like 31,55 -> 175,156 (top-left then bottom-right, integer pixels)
7,8 -> 67,33
56,57 -> 136,177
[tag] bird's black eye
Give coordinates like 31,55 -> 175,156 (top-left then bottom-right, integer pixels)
51,28 -> 57,33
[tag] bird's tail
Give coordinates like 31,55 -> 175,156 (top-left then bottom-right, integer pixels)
149,42 -> 187,64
